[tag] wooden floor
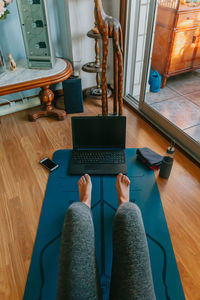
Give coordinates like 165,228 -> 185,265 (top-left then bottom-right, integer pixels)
0,97 -> 199,300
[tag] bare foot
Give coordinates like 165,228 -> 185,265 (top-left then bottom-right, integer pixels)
116,173 -> 130,206
78,174 -> 92,208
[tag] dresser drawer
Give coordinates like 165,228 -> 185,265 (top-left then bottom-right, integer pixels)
177,10 -> 200,28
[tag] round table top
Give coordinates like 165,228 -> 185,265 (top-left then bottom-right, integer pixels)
0,58 -> 72,96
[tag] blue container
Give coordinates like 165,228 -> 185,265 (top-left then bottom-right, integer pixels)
149,69 -> 161,93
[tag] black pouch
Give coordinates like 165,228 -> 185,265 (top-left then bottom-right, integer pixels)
136,147 -> 163,168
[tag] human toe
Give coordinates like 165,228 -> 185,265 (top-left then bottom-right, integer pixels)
125,176 -> 130,185
84,174 -> 91,183
79,176 -> 85,185
117,173 -> 123,181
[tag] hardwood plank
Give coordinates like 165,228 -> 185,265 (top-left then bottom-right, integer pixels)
0,97 -> 199,300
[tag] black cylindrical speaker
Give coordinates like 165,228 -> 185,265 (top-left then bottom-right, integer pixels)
62,77 -> 84,114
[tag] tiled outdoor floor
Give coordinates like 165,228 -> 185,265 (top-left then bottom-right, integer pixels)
184,125 -> 200,143
145,71 -> 200,143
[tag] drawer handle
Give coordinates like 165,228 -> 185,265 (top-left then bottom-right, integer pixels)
186,17 -> 191,20
192,36 -> 197,43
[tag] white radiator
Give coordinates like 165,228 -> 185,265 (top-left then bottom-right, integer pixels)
0,96 -> 40,116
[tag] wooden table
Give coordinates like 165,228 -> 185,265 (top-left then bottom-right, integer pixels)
0,58 -> 72,121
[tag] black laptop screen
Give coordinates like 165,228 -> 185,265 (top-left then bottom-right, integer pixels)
72,116 -> 126,149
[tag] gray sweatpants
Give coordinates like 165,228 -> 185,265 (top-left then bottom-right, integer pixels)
57,202 -> 156,300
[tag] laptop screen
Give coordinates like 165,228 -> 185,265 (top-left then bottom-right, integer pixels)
72,116 -> 126,149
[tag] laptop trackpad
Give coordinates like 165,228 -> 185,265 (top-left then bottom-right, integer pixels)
85,164 -> 101,170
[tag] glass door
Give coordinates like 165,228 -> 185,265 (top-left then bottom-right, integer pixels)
124,0 -> 200,163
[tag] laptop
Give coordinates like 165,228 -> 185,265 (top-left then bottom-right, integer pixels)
68,116 -> 127,175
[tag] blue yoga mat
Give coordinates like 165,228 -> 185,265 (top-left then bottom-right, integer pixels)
23,149 -> 185,300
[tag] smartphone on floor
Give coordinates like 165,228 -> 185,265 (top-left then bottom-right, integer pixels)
40,157 -> 59,172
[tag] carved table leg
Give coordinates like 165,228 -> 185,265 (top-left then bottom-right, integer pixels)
28,85 -> 67,121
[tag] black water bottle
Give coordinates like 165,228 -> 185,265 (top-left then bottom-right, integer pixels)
159,143 -> 175,179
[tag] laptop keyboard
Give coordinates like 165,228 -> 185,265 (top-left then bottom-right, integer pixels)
72,150 -> 125,164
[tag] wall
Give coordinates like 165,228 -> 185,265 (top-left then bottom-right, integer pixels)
0,0 -> 72,62
0,0 -> 73,103
67,0 -> 120,89
0,0 -> 120,105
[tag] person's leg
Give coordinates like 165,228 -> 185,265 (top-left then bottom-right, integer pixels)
57,174 -> 101,300
110,174 -> 156,300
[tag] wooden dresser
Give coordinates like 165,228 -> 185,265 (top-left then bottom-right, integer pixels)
151,0 -> 200,87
